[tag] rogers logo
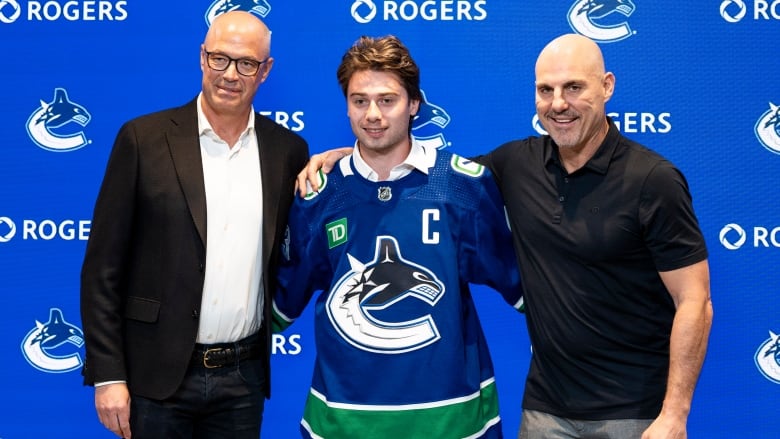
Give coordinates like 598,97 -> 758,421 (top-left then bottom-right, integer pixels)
720,0 -> 780,22
0,217 -> 91,242
720,223 -> 747,250
720,223 -> 780,250
0,0 -> 22,23
0,216 -> 17,242
0,0 -> 128,23
720,0 -> 747,22
351,0 -> 487,23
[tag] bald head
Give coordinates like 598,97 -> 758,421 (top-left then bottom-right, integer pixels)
204,11 -> 271,55
200,11 -> 274,122
533,34 -> 615,156
536,33 -> 606,80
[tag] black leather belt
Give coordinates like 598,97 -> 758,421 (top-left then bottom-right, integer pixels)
191,338 -> 262,369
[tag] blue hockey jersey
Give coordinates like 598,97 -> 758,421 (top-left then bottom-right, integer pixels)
273,146 -> 523,439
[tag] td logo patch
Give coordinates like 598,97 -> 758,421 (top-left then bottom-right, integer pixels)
326,218 -> 348,249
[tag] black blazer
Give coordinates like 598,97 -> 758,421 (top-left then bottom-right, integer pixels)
80,98 -> 309,400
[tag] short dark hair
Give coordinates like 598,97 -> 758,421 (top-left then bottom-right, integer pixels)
336,35 -> 422,103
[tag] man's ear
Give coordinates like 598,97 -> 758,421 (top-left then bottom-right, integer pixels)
410,98 -> 420,116
258,57 -> 275,84
603,72 -> 615,102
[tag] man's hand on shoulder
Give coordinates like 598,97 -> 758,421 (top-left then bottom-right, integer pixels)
296,147 -> 353,198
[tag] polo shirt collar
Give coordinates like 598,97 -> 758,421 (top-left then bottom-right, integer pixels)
545,117 -> 620,175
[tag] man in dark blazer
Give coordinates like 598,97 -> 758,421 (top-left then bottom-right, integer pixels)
80,11 -> 308,438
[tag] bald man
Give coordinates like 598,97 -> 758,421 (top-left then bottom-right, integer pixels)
482,34 -> 713,439
81,11 -> 309,438
300,33 -> 713,439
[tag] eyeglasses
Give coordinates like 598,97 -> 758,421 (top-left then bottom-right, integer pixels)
204,50 -> 268,76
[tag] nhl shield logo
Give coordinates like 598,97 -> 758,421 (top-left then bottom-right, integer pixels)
378,187 -> 392,201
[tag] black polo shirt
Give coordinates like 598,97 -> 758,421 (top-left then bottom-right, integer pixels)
481,119 -> 707,420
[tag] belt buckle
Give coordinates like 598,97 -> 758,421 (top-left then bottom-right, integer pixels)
203,348 -> 221,369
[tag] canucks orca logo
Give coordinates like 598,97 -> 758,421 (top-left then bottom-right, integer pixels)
755,102 -> 780,155
755,330 -> 780,384
567,0 -> 636,43
26,88 -> 92,152
412,90 -> 452,150
21,308 -> 84,373
205,0 -> 271,26
327,236 -> 445,354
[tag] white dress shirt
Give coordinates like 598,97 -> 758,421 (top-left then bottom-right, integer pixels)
196,94 -> 264,344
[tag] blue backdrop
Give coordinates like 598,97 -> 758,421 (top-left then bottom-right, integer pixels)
1,1 -> 779,437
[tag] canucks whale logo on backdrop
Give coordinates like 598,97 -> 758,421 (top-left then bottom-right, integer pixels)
26,88 -> 92,152
21,308 -> 84,373
755,330 -> 780,384
755,102 -> 780,154
327,236 -> 446,354
205,0 -> 271,26
412,90 -> 452,150
567,0 -> 636,43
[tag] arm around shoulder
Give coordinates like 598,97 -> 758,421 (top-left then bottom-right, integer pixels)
296,146 -> 352,197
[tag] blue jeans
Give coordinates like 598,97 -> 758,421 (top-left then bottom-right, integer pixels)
518,409 -> 654,439
130,357 -> 266,439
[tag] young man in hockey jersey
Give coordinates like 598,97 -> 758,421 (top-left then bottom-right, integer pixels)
271,35 -> 524,438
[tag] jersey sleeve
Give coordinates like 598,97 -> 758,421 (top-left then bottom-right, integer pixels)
272,196 -> 330,332
472,139 -> 517,191
462,168 -> 524,312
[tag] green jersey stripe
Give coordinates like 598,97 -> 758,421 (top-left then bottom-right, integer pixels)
301,379 -> 500,438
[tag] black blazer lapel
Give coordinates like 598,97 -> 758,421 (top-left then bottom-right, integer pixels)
256,117 -> 283,268
167,100 -> 207,247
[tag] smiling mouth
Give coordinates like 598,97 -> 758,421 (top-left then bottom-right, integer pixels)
217,84 -> 241,94
549,114 -> 577,124
364,127 -> 385,135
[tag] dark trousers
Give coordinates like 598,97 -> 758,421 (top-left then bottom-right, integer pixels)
519,409 -> 654,439
129,340 -> 266,438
